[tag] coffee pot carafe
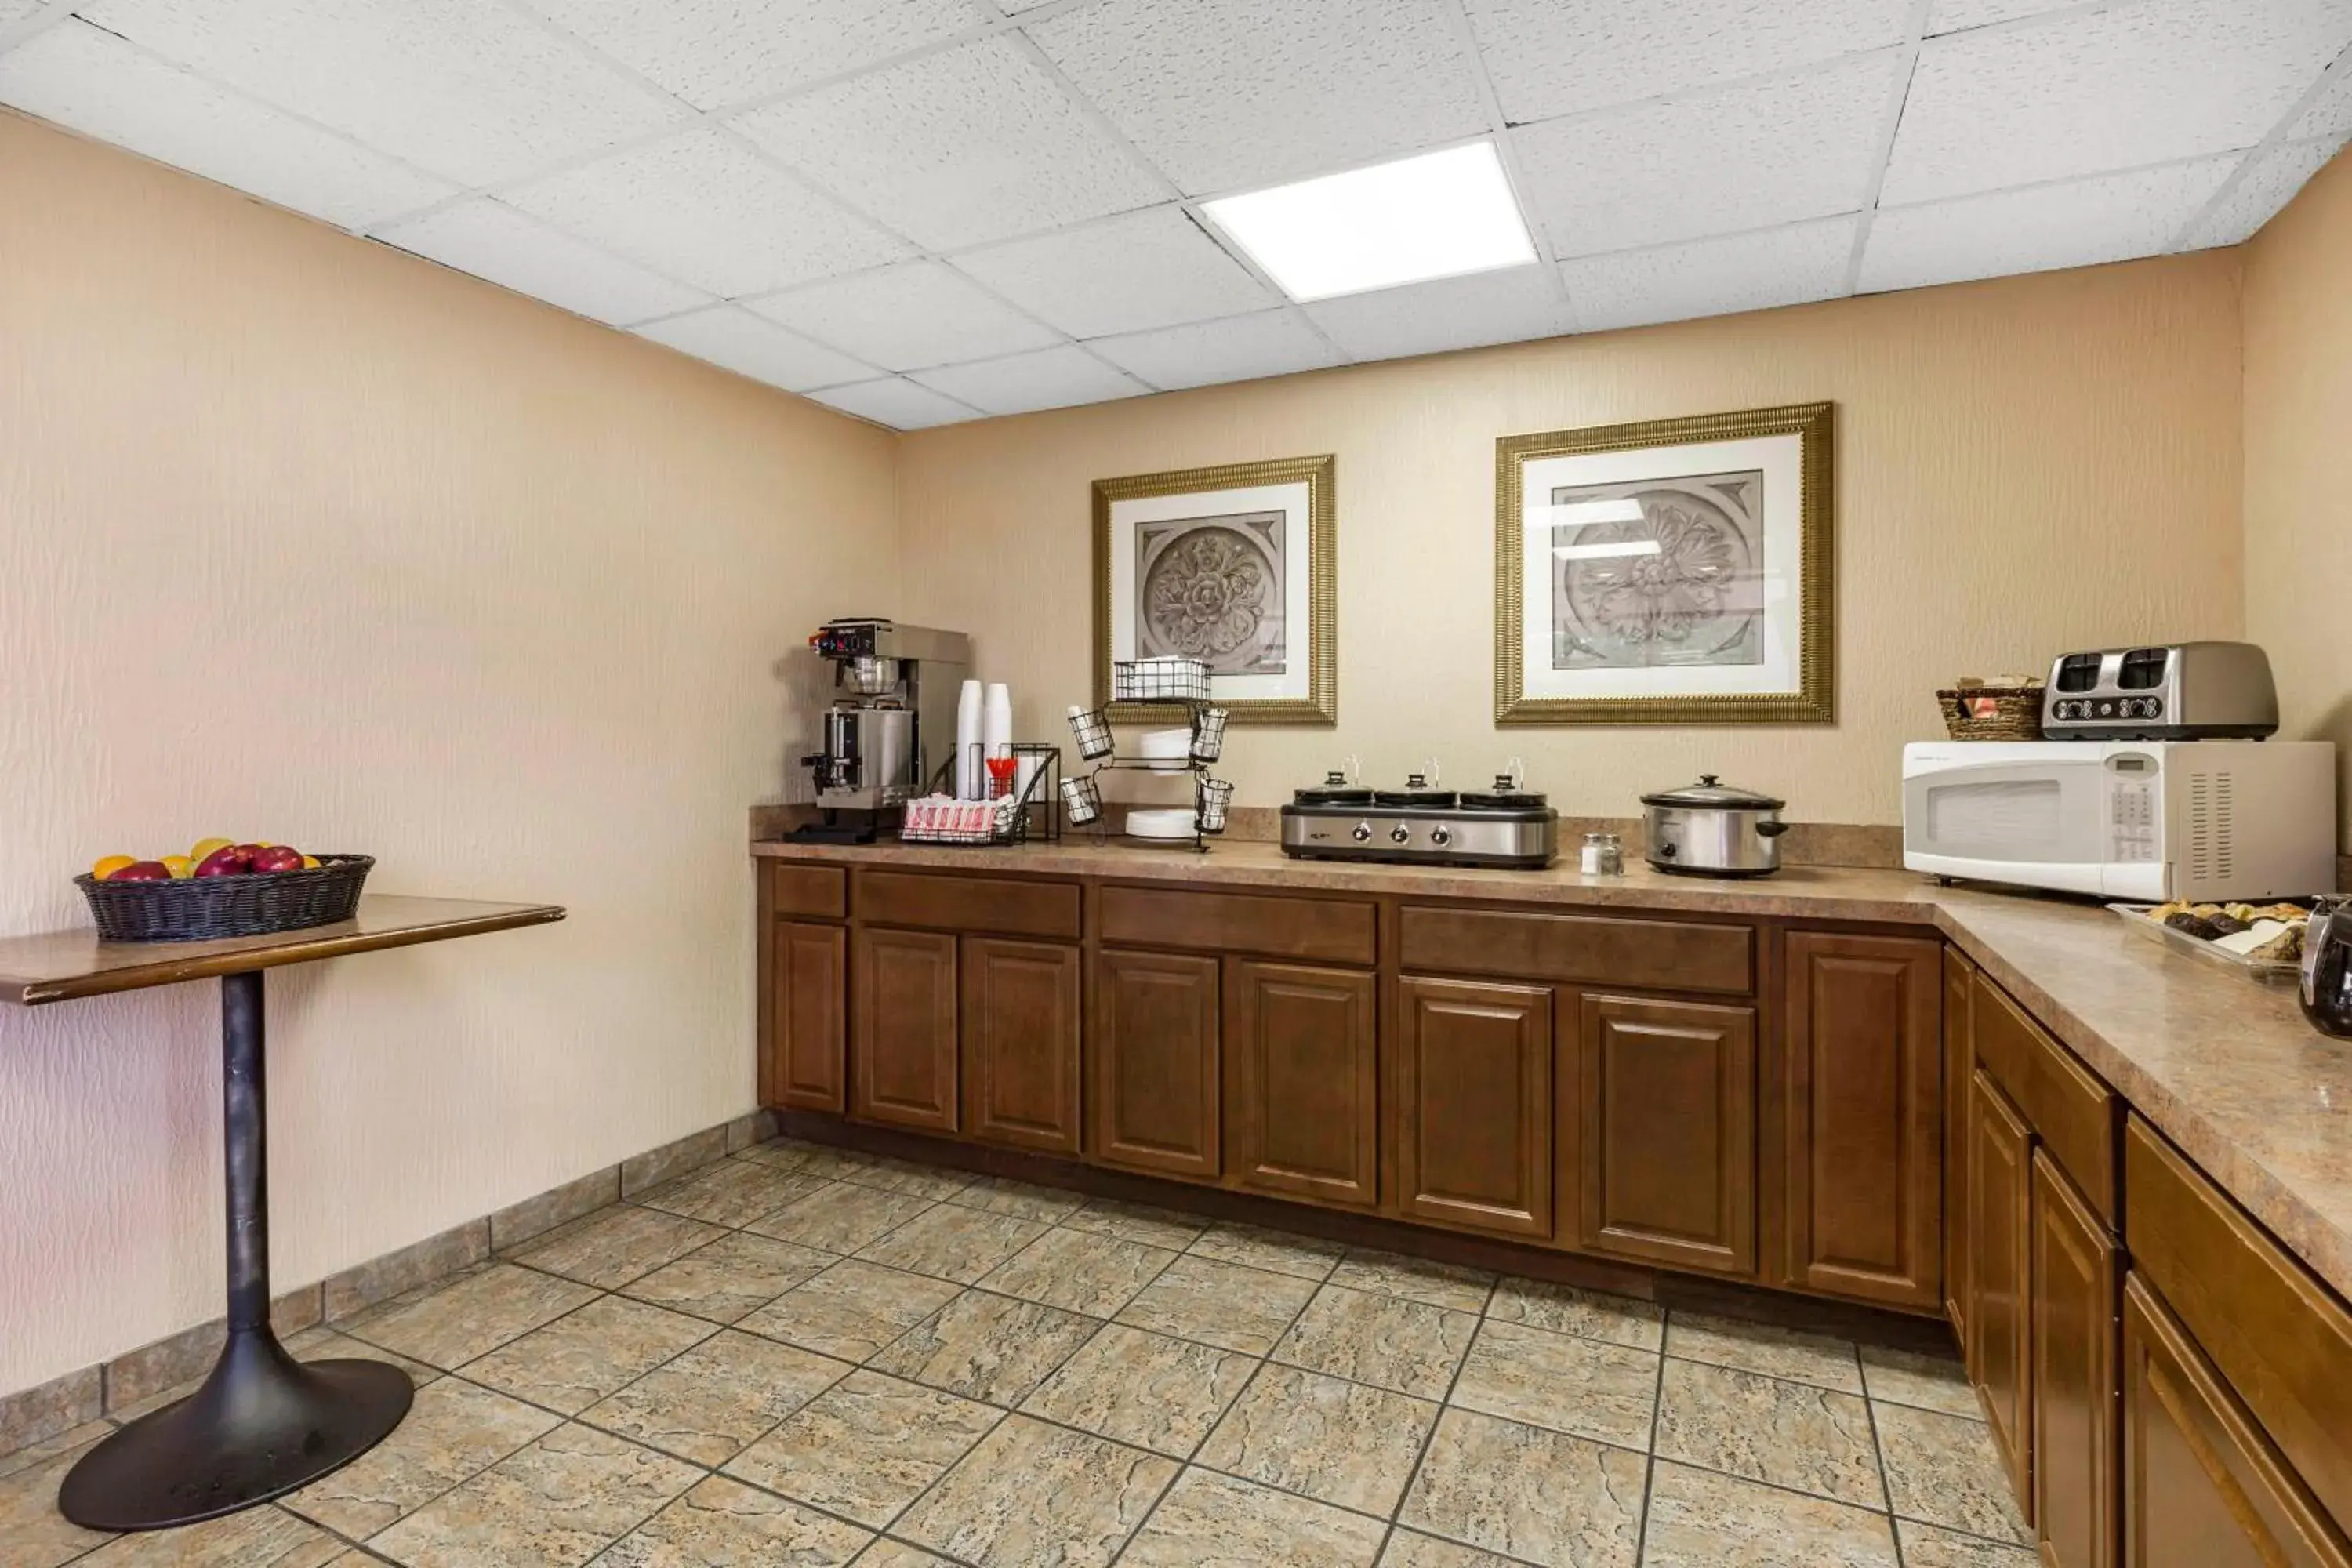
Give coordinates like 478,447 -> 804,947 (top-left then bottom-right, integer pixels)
2300,897 -> 2352,1039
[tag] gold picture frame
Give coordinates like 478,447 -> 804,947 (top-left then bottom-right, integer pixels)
1094,454 -> 1338,727
1494,401 -> 1835,726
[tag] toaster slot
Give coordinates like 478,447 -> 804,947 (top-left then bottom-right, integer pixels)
2055,652 -> 2104,692
2118,648 -> 2169,689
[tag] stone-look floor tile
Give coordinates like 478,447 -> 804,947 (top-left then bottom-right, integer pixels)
1895,1520 -> 2042,1566
739,1261 -> 961,1363
1274,1284 -> 1478,1399
1664,1312 -> 1864,1394
1487,1279 -> 1664,1352
598,1474 -> 872,1566
746,1183 -> 936,1254
977,1226 -> 1176,1316
855,1205 -> 1047,1284
639,1160 -> 832,1229
1450,1319 -> 1658,1449
946,1175 -> 1087,1224
768,1144 -> 887,1182
282,1377 -> 557,1537
1116,1255 -> 1319,1355
620,1231 -> 836,1323
1874,1401 -> 2032,1544
1859,1345 -> 1978,1417
1400,1408 -> 1647,1568
343,1263 -> 600,1370
1060,1199 -> 1209,1250
1196,1363 -> 1437,1515
75,1504 -> 342,1566
855,1544 -> 956,1566
733,1138 -> 827,1171
1329,1249 -> 1496,1313
869,1290 -> 1099,1406
1022,1324 -> 1255,1457
0,1367 -> 100,1466
1122,1467 -> 1385,1567
375,1422 -> 697,1566
509,1204 -> 725,1290
0,1417 -> 107,1483
583,1328 -> 851,1465
1653,1359 -> 1884,1509
1185,1222 -> 1345,1282
459,1296 -> 715,1416
284,1326 -> 440,1386
1380,1530 -> 1523,1566
0,1426 -> 113,1567
1641,1459 -> 1899,1567
724,1370 -> 1001,1528
841,1156 -> 976,1202
895,1414 -> 1178,1568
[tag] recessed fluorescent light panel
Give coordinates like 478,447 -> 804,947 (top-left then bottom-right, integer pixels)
1203,141 -> 1537,303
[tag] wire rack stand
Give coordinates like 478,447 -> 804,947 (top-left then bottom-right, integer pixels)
1064,678 -> 1232,855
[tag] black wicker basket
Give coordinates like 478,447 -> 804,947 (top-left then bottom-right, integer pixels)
73,855 -> 375,942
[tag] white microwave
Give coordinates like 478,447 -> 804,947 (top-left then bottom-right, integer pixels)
1902,740 -> 2337,902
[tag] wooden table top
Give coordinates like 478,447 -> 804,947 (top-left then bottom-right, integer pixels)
0,896 -> 565,1005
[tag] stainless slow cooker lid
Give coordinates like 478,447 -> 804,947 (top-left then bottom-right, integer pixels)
1639,774 -> 1785,811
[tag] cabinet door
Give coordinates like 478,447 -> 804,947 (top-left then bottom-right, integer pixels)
1396,978 -> 1552,1238
1944,946 -> 1976,1338
1966,1068 -> 2035,1520
2034,1149 -> 2120,1568
771,920 -> 847,1112
1225,961 -> 1377,1207
1781,933 -> 1944,1308
1572,993 -> 1757,1275
960,938 -> 1081,1155
2122,1275 -> 2352,1568
1089,949 -> 1221,1180
851,927 -> 959,1132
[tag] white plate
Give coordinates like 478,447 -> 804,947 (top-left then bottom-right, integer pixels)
1123,807 -> 1197,840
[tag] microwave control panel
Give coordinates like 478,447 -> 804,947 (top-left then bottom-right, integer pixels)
2107,768 -> 2158,862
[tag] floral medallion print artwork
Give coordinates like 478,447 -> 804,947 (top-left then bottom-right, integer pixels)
1548,470 -> 1764,672
1137,511 -> 1287,676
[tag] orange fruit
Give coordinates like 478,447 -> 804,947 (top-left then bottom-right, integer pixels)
161,855 -> 195,879
299,854 -> 321,869
91,854 -> 136,881
190,837 -> 234,862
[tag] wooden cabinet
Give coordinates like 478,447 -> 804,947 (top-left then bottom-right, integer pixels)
770,920 -> 846,1112
1225,961 -> 1377,1207
2034,1149 -> 2119,1568
1780,933 -> 1943,1308
851,927 -> 960,1133
1944,946 -> 1976,1338
1570,993 -> 1756,1276
1089,949 -> 1221,1180
2122,1275 -> 2352,1568
1395,978 -> 1553,1239
1965,1068 -> 2036,1520
960,938 -> 1081,1155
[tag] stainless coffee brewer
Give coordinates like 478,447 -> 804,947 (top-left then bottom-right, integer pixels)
792,619 -> 971,843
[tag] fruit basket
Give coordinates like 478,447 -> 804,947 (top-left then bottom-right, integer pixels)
74,855 -> 375,942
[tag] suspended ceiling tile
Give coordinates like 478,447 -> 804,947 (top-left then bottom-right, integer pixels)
1925,0 -> 2077,32
0,0 -> 54,28
1087,308 -> 1345,391
517,0 -> 978,113
952,205 -> 1276,339
1465,0 -> 1912,124
0,20 -> 456,229
732,35 -> 1163,252
2185,138 -> 2346,245
1860,155 -> 2238,292
374,198 -> 710,325
634,304 -> 877,392
1301,263 -> 1572,363
75,0 -> 685,187
747,260 -> 1063,372
506,128 -> 910,297
1029,0 -> 1488,194
2290,64 -> 2352,140
810,376 -> 985,430
1515,53 -> 1897,258
1562,218 -> 1858,333
1882,0 -> 2352,205
910,343 -> 1149,416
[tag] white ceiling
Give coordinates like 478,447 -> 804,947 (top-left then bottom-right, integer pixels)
2,0 -> 2347,430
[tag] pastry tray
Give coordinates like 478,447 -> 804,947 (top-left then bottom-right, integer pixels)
2107,903 -> 2303,985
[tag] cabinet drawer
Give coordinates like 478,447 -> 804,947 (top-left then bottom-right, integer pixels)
1973,974 -> 2118,1224
1399,906 -> 1751,995
1099,884 -> 1374,966
2125,1116 -> 2352,1533
853,869 -> 1080,941
770,862 -> 846,920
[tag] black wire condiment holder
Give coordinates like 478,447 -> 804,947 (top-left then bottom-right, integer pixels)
903,742 -> 1064,846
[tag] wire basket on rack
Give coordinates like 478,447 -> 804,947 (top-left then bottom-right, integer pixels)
1059,774 -> 1104,826
1197,778 -> 1234,835
1065,705 -> 1114,760
1112,657 -> 1210,704
1189,706 -> 1229,764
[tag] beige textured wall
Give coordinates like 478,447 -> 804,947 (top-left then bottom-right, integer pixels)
898,257 -> 2246,824
2244,145 -> 2352,842
0,114 -> 897,1394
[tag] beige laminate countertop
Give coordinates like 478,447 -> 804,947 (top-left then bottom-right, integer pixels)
753,836 -> 2352,1305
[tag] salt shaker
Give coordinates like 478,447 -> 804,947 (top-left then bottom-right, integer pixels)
1580,832 -> 1624,876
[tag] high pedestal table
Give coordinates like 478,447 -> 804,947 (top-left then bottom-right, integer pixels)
0,895 -> 564,1531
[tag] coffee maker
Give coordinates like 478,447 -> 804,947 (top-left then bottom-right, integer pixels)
792,619 -> 971,842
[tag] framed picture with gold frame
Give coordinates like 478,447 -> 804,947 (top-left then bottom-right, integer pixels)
1494,401 -> 1834,726
1094,454 -> 1337,726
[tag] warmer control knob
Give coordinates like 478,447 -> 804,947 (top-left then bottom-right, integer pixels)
1389,825 -> 1412,844
1429,826 -> 1454,848
1351,822 -> 1374,843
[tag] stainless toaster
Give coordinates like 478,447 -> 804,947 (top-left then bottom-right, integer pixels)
2042,641 -> 2278,740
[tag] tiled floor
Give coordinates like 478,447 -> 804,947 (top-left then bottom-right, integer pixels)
1,1138 -> 2036,1567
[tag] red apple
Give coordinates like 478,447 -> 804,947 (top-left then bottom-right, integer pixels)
193,846 -> 252,877
249,846 -> 304,873
108,860 -> 172,881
